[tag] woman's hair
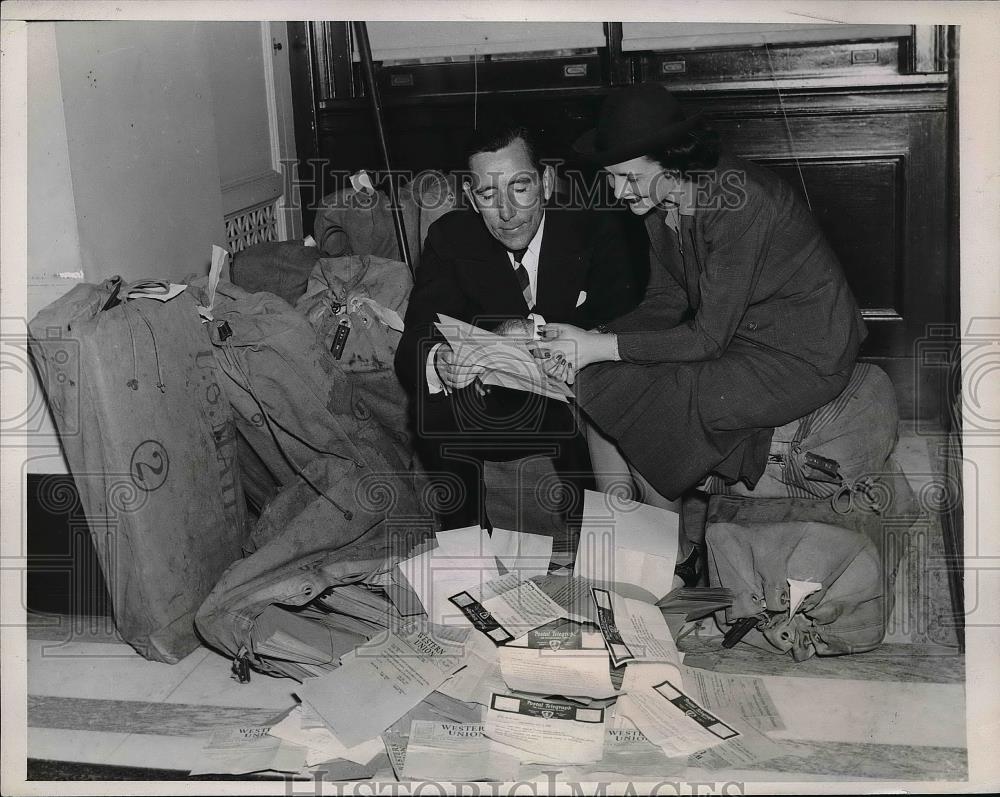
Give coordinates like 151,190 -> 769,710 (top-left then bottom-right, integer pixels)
650,119 -> 722,177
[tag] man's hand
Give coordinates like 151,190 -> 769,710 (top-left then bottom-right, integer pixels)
536,323 -> 619,386
434,343 -> 488,392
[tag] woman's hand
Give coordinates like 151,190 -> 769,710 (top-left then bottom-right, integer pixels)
536,323 -> 618,385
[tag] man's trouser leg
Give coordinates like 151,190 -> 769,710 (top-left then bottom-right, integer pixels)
413,385 -> 593,530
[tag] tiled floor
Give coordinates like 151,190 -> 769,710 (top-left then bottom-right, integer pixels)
22,424 -> 966,783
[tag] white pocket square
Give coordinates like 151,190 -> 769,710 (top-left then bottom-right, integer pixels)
575,290 -> 587,307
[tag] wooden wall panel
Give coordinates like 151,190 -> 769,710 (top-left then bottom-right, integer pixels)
697,101 -> 949,417
766,158 -> 903,322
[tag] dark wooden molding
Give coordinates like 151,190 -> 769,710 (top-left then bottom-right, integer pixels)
317,77 -> 947,119
638,38 -> 903,85
906,25 -> 950,74
326,21 -> 356,100
946,26 -> 960,372
373,52 -> 607,98
285,21 -> 322,235
604,22 -> 630,86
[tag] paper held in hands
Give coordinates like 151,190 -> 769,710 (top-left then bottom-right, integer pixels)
574,490 -> 680,602
434,314 -> 573,402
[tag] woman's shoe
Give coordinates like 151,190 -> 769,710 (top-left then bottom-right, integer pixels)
673,542 -> 704,589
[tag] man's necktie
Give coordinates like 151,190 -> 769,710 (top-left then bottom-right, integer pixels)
511,248 -> 533,310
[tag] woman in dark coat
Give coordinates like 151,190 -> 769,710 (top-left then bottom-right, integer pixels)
540,84 -> 867,502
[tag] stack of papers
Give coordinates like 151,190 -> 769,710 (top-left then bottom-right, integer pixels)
658,586 -> 734,621
296,621 -> 470,747
232,497 -> 799,781
251,605 -> 369,680
498,627 -> 618,700
313,583 -> 404,627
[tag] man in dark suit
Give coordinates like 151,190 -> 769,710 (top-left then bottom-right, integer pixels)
396,120 -> 639,531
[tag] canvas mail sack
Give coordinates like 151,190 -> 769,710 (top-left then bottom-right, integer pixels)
188,279 -> 417,509
295,254 -> 411,374
28,280 -> 248,663
295,255 -> 418,470
195,438 -> 433,680
705,460 -> 918,660
701,362 -> 899,500
229,240 -> 323,305
700,362 -> 917,660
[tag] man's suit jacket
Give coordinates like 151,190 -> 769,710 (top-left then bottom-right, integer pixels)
395,206 -> 641,394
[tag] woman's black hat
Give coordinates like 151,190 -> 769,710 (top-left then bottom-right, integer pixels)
574,83 -> 703,165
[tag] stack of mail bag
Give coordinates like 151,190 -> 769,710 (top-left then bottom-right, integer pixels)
28,279 -> 249,662
189,277 -> 435,679
700,362 -> 921,659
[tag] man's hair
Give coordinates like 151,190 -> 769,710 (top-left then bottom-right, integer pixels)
649,119 -> 722,177
464,117 -> 545,175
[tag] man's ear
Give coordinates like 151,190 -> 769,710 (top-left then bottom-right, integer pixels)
541,164 -> 555,202
462,181 -> 480,215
